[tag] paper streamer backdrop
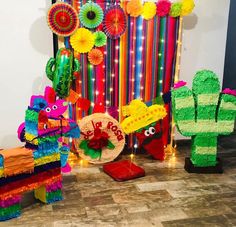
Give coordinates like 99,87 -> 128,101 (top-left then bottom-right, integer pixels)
55,0 -> 181,147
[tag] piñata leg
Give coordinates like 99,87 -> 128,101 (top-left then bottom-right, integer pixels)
0,195 -> 21,221
34,180 -> 63,204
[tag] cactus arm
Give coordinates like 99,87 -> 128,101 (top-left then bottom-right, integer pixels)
192,70 -> 220,122
46,58 -> 56,81
217,94 -> 236,135
73,59 -> 80,73
171,86 -> 196,137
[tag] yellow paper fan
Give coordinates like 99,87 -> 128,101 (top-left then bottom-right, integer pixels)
70,28 -> 95,53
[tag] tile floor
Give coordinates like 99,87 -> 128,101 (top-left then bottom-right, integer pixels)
1,132 -> 236,227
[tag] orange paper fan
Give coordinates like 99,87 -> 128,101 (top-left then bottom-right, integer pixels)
88,49 -> 103,65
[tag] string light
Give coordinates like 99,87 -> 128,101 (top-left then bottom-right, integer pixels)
110,88 -> 113,92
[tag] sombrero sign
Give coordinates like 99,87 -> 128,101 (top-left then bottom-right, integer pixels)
77,113 -> 125,164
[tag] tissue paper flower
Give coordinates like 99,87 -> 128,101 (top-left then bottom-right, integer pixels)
156,0 -> 171,17
79,2 -> 103,29
126,0 -> 143,17
169,2 -> 182,17
70,28 -> 95,53
88,48 -> 103,65
94,31 -> 107,47
142,2 -> 156,20
181,0 -> 195,16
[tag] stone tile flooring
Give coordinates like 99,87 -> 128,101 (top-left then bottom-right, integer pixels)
1,132 -> 236,227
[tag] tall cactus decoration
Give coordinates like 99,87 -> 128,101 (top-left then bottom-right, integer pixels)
172,70 -> 236,173
46,48 -> 80,98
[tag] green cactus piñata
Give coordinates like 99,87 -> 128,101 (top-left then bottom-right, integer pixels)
172,70 -> 236,168
46,48 -> 80,98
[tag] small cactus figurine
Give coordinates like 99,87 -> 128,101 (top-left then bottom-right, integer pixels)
46,48 -> 80,98
172,70 -> 236,173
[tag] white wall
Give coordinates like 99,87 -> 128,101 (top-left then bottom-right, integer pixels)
0,0 -> 231,147
176,0 -> 230,140
0,0 -> 53,148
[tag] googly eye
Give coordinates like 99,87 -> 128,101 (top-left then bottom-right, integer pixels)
144,130 -> 150,137
45,107 -> 51,112
43,124 -> 48,129
149,127 -> 156,135
52,105 -> 57,110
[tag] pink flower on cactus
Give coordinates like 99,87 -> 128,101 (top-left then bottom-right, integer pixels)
222,88 -> 236,97
174,81 -> 187,89
156,0 -> 171,17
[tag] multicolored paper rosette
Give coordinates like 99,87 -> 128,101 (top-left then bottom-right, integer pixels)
88,49 -> 103,65
103,5 -> 127,40
47,2 -> 79,37
70,28 -> 95,53
94,31 -> 107,47
79,2 -> 104,29
142,2 -> 157,20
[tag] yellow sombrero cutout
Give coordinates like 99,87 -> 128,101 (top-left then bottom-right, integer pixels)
121,99 -> 167,134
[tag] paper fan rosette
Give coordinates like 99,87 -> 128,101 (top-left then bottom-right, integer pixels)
103,5 -> 127,39
88,49 -> 103,65
94,31 -> 107,47
79,2 -> 104,29
47,2 -> 79,37
76,113 -> 125,164
70,28 -> 95,53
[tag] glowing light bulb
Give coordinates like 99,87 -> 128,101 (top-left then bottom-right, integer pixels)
134,144 -> 138,149
158,53 -> 162,57
95,91 -> 99,95
91,102 -> 94,107
115,45 -> 119,50
111,73 -> 115,77
139,73 -> 142,78
106,100 -> 110,104
139,47 -> 143,51
110,88 -> 113,92
130,153 -> 135,159
159,80 -> 163,83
